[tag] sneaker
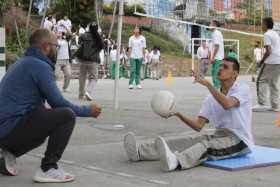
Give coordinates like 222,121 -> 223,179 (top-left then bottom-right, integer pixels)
0,149 -> 18,176
252,104 -> 270,112
155,137 -> 179,172
123,132 -> 140,161
136,84 -> 142,89
268,107 -> 280,112
85,92 -> 93,101
33,167 -> 74,183
128,85 -> 134,89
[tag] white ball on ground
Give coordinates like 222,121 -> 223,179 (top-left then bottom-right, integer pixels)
151,90 -> 176,118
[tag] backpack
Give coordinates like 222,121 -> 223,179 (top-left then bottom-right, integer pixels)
76,33 -> 100,63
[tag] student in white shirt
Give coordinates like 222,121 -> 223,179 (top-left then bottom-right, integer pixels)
140,49 -> 150,80
63,16 -> 72,33
55,32 -> 71,92
43,16 -> 53,32
253,17 -> 280,112
253,41 -> 266,79
124,57 -> 254,172
210,20 -> 224,89
57,16 -> 71,34
78,25 -> 86,35
150,47 -> 161,80
128,27 -> 146,89
197,40 -> 210,79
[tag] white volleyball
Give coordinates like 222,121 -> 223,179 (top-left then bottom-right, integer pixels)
151,90 -> 176,117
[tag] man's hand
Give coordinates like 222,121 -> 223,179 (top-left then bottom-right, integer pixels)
192,70 -> 211,87
90,103 -> 102,118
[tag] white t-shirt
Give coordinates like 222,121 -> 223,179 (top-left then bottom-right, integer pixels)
254,48 -> 263,62
57,19 -> 71,33
110,49 -> 117,61
79,27 -> 86,35
143,50 -> 150,64
197,46 -> 209,59
150,50 -> 160,61
211,30 -> 224,60
57,39 -> 69,60
264,29 -> 280,64
51,17 -> 56,25
128,35 -> 146,59
64,19 -> 72,31
198,82 -> 254,151
43,19 -> 53,31
57,20 -> 66,33
99,49 -> 105,65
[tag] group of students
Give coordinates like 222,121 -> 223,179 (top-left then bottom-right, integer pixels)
45,16 -> 163,98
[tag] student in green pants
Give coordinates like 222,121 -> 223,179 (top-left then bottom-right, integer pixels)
111,45 -> 127,79
120,63 -> 126,78
210,20 -> 224,90
110,45 -> 117,79
111,61 -> 126,79
128,27 -> 146,89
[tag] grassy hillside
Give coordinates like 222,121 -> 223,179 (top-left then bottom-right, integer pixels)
102,22 -> 187,57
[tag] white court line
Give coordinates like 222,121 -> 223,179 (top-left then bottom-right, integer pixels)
149,179 -> 170,185
35,153 -> 44,158
116,172 -> 135,178
60,159 -> 74,164
87,165 -> 107,172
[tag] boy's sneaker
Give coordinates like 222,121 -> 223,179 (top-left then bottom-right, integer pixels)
155,137 -> 179,172
252,104 -> 270,112
33,167 -> 74,183
129,85 -> 134,89
123,132 -> 140,161
0,149 -> 18,176
85,92 -> 93,101
136,85 -> 142,89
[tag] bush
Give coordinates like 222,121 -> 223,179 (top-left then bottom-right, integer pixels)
5,27 -> 28,68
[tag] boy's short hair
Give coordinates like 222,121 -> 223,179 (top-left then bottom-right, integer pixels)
223,57 -> 240,73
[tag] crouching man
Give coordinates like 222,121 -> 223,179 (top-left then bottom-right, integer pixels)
0,29 -> 101,182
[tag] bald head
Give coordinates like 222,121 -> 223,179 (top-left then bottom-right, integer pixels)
29,29 -> 54,48
29,29 -> 58,63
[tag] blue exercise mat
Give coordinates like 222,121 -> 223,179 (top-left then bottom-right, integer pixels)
203,146 -> 280,171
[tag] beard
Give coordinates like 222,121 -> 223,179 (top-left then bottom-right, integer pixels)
47,50 -> 57,64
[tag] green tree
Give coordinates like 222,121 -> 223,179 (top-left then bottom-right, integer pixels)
0,0 -> 13,26
102,3 -> 146,16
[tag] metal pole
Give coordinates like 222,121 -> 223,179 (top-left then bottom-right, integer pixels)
191,38 -> 194,70
109,0 -> 118,38
237,40 -> 240,62
26,0 -> 33,39
40,0 -> 49,28
113,0 -> 124,111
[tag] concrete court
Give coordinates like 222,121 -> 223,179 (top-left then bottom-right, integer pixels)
1,72 -> 280,187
